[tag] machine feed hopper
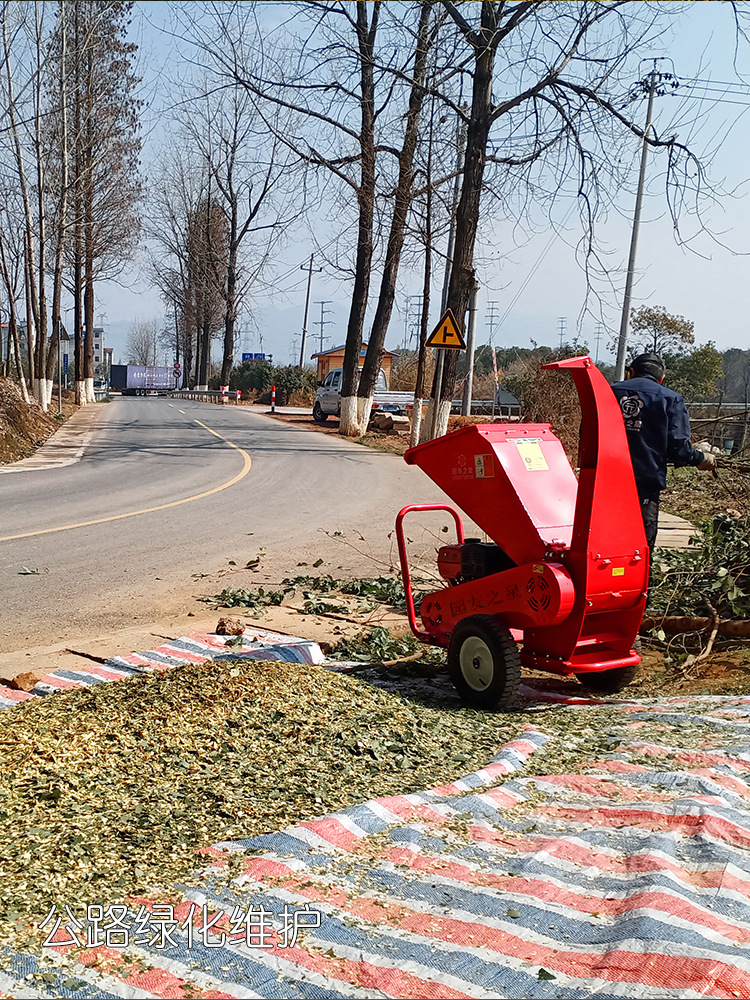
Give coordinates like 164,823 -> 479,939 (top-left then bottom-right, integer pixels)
395,356 -> 648,709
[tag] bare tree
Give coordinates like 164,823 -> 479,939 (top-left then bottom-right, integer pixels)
426,1 -> 738,437
54,0 -> 141,405
186,194 -> 228,388
127,319 -> 158,365
0,187 -> 30,402
148,152 -> 203,384
0,2 -> 45,405
355,1 -> 436,435
173,84 -> 296,386
179,0 -> 388,435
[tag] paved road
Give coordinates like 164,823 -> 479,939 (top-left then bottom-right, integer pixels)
0,398 -> 456,653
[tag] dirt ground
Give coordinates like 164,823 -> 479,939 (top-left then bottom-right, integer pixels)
0,378 -> 79,464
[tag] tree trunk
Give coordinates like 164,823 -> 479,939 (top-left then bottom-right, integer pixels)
48,0 -> 69,410
357,1 -> 432,436
434,17 -> 496,439
74,246 -> 84,405
2,9 -> 42,405
199,312 -> 211,388
23,232 -> 36,395
221,212 -> 238,386
33,2 -> 51,408
0,232 -> 30,404
339,0 -> 380,437
410,199 -> 433,448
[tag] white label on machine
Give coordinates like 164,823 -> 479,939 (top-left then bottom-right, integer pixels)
515,438 -> 549,471
474,453 -> 494,478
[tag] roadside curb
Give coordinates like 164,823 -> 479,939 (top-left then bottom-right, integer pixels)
0,402 -> 105,474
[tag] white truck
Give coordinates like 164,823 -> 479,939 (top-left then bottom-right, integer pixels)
313,367 -> 413,423
110,364 -> 181,396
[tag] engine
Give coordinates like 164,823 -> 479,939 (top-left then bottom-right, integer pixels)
437,537 -> 516,584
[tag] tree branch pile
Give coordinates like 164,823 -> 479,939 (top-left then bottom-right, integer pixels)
646,512 -> 750,661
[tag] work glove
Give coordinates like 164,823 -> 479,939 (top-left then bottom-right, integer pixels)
697,453 -> 717,472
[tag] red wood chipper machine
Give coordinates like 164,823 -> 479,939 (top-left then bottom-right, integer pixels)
396,356 -> 649,710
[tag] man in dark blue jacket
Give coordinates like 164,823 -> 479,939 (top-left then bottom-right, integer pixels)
611,352 -> 716,551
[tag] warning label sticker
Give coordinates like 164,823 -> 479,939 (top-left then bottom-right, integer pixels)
515,438 -> 549,471
474,453 -> 494,478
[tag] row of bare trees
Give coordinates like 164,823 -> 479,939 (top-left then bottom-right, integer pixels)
148,69 -> 297,388
0,0 -> 141,409
169,0 -> 739,439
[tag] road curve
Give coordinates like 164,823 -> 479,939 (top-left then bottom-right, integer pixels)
0,397 -> 457,652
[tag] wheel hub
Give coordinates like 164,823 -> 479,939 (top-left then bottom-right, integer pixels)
459,636 -> 495,692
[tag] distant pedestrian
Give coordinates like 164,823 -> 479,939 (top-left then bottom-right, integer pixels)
611,352 -> 716,552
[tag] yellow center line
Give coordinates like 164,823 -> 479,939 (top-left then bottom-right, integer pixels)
179,409 -> 186,414
168,403 -> 174,407
0,419 -> 251,543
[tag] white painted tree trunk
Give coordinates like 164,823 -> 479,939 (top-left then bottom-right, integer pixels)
339,394 -> 360,437
410,397 -> 423,447
358,395 -> 374,434
433,398 -> 452,439
32,377 -> 47,411
75,379 -> 86,406
41,378 -> 53,408
419,398 -> 452,443
84,376 -> 95,403
419,399 -> 435,444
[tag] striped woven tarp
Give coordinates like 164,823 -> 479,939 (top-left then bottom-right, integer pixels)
0,628 -> 324,709
5,684 -> 750,999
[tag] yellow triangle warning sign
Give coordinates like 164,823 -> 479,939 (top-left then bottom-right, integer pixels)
426,308 -> 466,350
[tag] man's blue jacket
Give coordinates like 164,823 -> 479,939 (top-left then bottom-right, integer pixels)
610,374 -> 705,500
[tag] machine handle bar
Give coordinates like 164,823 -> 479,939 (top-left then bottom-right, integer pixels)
395,504 -> 465,642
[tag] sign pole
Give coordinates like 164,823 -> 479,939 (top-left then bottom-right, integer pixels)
423,307 -> 466,441
429,349 -> 446,440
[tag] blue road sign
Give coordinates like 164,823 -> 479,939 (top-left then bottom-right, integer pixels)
63,353 -> 69,373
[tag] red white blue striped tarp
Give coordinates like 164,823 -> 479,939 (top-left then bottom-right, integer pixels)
5,676 -> 750,998
0,628 -> 324,708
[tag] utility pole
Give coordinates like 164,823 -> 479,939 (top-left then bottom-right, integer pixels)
615,65 -> 659,382
487,300 -> 499,344
314,300 -> 332,354
428,106 -> 465,442
298,254 -> 321,368
461,282 -> 479,416
594,323 -> 604,365
404,295 -> 423,349
557,316 -> 567,350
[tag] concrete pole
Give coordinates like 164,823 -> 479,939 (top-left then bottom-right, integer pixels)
298,255 -> 320,368
614,70 -> 657,382
461,282 -> 478,416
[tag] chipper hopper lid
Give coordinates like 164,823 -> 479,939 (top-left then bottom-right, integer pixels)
405,423 -> 578,564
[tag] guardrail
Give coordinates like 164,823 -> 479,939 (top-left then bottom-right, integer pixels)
170,390 -> 241,404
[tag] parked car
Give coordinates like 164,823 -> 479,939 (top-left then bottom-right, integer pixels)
313,367 -> 414,422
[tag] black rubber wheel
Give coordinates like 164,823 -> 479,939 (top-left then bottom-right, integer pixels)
575,663 -> 638,694
312,401 -> 328,423
447,615 -> 521,711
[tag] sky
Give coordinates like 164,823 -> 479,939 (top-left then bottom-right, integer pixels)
95,3 -> 750,369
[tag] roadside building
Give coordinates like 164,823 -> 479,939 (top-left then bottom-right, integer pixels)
311,344 -> 395,384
